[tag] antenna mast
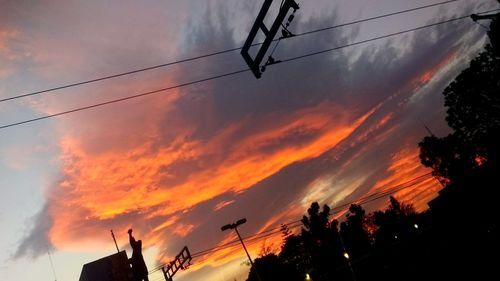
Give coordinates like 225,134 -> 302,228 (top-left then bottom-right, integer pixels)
110,229 -> 120,253
47,250 -> 58,281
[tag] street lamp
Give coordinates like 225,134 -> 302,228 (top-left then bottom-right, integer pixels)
221,218 -> 262,281
338,232 -> 357,281
343,252 -> 350,260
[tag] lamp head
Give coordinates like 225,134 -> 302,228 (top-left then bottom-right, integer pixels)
236,218 -> 247,226
221,224 -> 232,231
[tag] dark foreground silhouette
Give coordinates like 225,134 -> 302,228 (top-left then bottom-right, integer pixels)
246,197 -> 499,281
128,229 -> 149,281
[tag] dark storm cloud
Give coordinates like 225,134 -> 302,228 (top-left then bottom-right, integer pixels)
12,204 -> 54,259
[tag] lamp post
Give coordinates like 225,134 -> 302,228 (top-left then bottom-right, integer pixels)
338,232 -> 357,281
221,218 -> 262,281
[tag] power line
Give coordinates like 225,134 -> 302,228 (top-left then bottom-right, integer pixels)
278,10 -> 498,65
330,174 -> 434,214
169,173 -> 431,270
189,224 -> 303,265
150,172 -> 434,273
292,0 -> 461,38
190,225 -> 302,264
0,0 -> 461,103
149,222 -> 304,274
191,174 -> 434,259
193,173 -> 433,260
328,173 -> 434,214
148,173 -> 432,273
0,69 -> 249,130
190,222 -> 303,259
2,8 -> 498,131
200,174 -> 433,255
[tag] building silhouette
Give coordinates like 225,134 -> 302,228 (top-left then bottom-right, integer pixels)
79,251 -> 133,281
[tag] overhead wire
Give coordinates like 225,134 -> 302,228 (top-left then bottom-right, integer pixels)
149,172 -> 434,273
192,173 -> 434,263
152,173 -> 431,272
188,174 -> 435,261
190,222 -> 304,259
0,0 -> 462,103
189,225 -> 303,265
190,225 -> 302,265
0,68 -> 249,130
161,173 -> 438,273
2,8 -> 499,131
147,173 -> 432,273
278,9 -> 500,65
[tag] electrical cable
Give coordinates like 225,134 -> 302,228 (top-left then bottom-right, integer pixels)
149,172 -> 434,273
2,8 -> 498,131
0,0 -> 462,103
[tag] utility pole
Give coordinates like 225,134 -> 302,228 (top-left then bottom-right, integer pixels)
221,218 -> 262,281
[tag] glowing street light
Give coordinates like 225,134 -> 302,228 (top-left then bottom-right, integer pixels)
305,273 -> 312,280
221,218 -> 262,281
343,252 -> 350,260
338,234 -> 356,281
414,223 -> 419,229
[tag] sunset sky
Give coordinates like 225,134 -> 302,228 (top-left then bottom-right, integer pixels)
1,0 -> 498,281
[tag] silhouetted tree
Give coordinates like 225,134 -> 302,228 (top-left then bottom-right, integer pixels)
419,134 -> 478,184
416,14 -> 500,279
444,46 -> 500,143
258,240 -> 276,257
300,202 -> 330,276
419,13 -> 500,183
300,202 -> 349,278
278,235 -> 310,278
370,197 -> 418,248
340,204 -> 372,258
246,253 -> 301,281
301,202 -> 330,239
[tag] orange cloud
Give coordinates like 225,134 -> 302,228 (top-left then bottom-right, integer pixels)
152,216 -> 178,233
173,224 -> 195,237
47,100 -> 375,251
0,29 -> 19,78
369,146 -> 443,211
213,200 -> 236,211
0,29 -> 18,57
183,105 -> 439,273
